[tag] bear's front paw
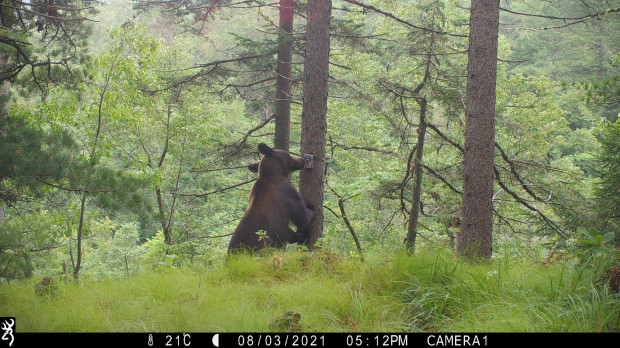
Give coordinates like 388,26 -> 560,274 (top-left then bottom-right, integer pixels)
305,201 -> 315,211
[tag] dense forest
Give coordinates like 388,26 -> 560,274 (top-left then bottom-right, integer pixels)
1,0 -> 619,334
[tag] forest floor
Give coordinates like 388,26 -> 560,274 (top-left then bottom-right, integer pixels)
1,248 -> 618,332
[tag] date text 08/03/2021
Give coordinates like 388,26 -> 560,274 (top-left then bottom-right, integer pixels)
231,334 -> 487,347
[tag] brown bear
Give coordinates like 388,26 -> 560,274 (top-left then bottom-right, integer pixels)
227,143 -> 315,253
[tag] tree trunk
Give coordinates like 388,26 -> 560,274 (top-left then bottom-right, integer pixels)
405,98 -> 427,253
300,0 -> 331,248
1,55 -> 9,225
156,187 -> 172,245
459,0 -> 500,260
74,69 -> 109,280
157,106 -> 173,245
73,193 -> 87,280
274,0 -> 295,151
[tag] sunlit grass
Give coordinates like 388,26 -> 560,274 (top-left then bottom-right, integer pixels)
1,248 -> 618,332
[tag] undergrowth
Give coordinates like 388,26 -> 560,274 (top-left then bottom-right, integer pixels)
0,248 -> 618,332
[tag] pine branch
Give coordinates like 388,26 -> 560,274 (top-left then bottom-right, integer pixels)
341,0 -> 467,38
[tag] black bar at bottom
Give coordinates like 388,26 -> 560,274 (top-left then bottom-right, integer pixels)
14,332 -> 617,348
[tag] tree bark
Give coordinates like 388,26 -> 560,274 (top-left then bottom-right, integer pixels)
1,54 -> 9,226
459,0 -> 500,260
158,106 -> 173,245
405,98 -> 427,253
274,0 -> 295,151
156,187 -> 172,245
73,193 -> 87,280
300,0 -> 331,248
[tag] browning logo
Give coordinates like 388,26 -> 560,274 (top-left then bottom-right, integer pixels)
0,318 -> 14,347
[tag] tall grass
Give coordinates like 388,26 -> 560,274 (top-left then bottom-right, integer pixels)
369,249 -> 620,332
0,248 -> 618,332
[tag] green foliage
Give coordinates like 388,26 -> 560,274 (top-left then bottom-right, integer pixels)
81,219 -> 144,279
594,120 -> 620,241
576,227 -> 615,247
0,108 -> 80,204
0,247 -> 32,281
502,0 -> 620,123
1,1 -> 97,91
579,74 -> 620,122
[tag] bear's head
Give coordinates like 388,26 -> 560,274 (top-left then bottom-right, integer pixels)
248,143 -> 305,178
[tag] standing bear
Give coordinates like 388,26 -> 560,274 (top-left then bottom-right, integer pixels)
228,143 -> 315,253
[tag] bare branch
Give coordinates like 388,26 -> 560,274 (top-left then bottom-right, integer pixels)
427,123 -> 464,152
341,0 -> 467,38
422,164 -> 461,195
329,143 -> 395,154
494,142 -> 549,203
500,5 -> 620,21
178,178 -> 257,198
493,166 -> 568,239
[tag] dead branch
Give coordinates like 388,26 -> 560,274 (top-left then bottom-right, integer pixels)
422,164 -> 461,195
178,178 -> 257,198
327,184 -> 364,261
329,143 -> 396,154
426,123 -> 464,152
237,114 -> 275,147
341,0 -> 468,38
493,166 -> 568,239
500,6 -> 619,21
219,114 -> 275,161
494,142 -> 550,203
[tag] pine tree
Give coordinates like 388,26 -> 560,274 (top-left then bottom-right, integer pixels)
299,0 -> 331,248
274,0 -> 295,151
459,0 -> 500,260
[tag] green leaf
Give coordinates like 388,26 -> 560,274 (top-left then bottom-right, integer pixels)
577,239 -> 595,246
587,227 -> 600,238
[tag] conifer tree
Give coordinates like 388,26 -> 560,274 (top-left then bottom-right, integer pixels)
459,0 -> 500,260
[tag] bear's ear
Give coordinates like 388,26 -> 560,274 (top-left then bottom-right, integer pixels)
258,143 -> 274,156
247,162 -> 259,173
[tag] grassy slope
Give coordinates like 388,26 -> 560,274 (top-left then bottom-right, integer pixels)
1,248 -> 618,332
